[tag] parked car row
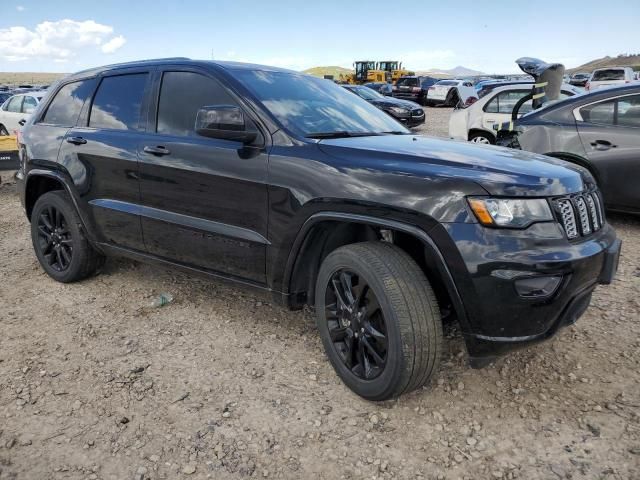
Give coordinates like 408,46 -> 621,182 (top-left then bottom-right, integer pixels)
0,91 -> 48,136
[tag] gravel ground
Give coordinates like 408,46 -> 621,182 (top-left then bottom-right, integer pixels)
1,108 -> 639,480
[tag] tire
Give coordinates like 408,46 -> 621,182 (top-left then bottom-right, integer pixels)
0,124 -> 9,136
445,91 -> 460,107
468,131 -> 495,145
315,241 -> 442,401
31,190 -> 105,283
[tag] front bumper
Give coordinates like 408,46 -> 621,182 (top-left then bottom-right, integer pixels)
432,221 -> 620,365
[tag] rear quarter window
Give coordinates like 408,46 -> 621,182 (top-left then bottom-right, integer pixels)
397,78 -> 418,87
42,80 -> 96,126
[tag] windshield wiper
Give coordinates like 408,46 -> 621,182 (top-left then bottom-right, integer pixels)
381,130 -> 410,135
305,131 -> 382,139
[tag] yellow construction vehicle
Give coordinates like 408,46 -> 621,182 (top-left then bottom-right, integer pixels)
378,61 -> 415,84
341,61 -> 387,84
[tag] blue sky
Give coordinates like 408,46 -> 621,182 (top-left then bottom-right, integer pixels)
1,0 -> 639,74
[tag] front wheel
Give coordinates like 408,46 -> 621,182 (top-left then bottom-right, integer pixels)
468,131 -> 495,145
315,242 -> 442,401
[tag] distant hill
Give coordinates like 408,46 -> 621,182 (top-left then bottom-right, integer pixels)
568,54 -> 640,73
0,72 -> 66,86
303,66 -> 353,79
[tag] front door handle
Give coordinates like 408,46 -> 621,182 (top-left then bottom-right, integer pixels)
18,119 -> 26,126
143,145 -> 171,156
590,140 -> 615,151
66,136 -> 87,145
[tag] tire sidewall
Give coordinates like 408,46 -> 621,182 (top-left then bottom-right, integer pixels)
315,249 -> 405,400
469,132 -> 494,145
31,192 -> 87,283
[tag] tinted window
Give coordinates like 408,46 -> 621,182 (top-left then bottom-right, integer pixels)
156,71 -> 238,137
592,69 -> 624,81
436,80 -> 457,86
6,96 -> 22,112
618,95 -> 640,128
22,96 -> 38,114
89,74 -> 147,130
581,100 -> 615,125
396,78 -> 418,87
43,80 -> 95,126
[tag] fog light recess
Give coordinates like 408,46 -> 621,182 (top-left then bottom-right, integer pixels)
514,275 -> 562,298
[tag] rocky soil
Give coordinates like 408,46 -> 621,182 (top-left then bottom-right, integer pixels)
0,108 -> 638,479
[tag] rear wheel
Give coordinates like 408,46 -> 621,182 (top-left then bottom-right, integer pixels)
315,242 -> 442,401
31,191 -> 105,283
469,131 -> 495,145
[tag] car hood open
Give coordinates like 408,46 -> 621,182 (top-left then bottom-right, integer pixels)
318,134 -> 589,197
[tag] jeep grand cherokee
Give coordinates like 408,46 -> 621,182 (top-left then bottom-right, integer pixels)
16,58 -> 621,401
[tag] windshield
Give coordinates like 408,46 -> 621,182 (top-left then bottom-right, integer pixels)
592,69 -> 624,81
234,70 -> 407,137
396,78 -> 418,87
351,86 -> 383,101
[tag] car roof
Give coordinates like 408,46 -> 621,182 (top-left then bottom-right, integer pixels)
64,58 -> 299,81
8,90 -> 48,97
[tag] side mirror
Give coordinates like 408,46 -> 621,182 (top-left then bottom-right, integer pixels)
195,105 -> 257,144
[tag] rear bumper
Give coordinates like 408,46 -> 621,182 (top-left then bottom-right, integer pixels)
432,222 -> 620,364
0,150 -> 19,171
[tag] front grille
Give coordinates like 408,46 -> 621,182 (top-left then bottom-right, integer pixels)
553,190 -> 605,239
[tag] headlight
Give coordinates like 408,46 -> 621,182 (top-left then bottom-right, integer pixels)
468,197 -> 553,228
389,106 -> 409,115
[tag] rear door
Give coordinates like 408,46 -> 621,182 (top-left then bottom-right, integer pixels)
57,69 -> 151,251
1,96 -> 25,134
137,67 -> 270,283
576,93 -> 640,210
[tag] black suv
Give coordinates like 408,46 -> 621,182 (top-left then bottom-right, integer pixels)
16,59 -> 620,401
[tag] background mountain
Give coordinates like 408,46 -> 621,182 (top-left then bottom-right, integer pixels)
568,54 -> 640,73
302,66 -> 353,79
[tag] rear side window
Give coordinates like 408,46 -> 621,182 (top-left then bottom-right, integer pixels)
89,74 -> 148,130
22,96 -> 38,114
581,95 -> 640,128
592,69 -> 624,81
485,91 -> 530,114
156,71 -> 239,137
6,96 -> 22,112
42,80 -> 95,126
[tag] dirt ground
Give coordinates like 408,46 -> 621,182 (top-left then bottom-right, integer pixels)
1,108 -> 639,480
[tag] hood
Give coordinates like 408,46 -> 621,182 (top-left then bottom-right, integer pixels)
371,97 -> 420,109
318,135 -> 589,196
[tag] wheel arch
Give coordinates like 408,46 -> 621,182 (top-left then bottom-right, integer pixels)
283,212 -> 470,332
468,128 -> 496,142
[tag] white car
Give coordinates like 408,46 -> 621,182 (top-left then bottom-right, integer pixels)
586,67 -> 635,91
448,83 -> 581,144
426,79 -> 474,106
0,91 -> 47,136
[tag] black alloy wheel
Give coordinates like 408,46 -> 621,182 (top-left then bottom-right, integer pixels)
325,269 -> 388,380
36,205 -> 73,272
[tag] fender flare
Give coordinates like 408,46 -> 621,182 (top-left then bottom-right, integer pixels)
282,211 -> 470,331
25,168 -> 94,238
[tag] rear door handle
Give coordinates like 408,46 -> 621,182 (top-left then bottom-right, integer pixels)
66,136 -> 87,145
143,145 -> 171,156
590,140 -> 615,151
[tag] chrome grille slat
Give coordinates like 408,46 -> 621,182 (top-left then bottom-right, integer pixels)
575,197 -> 591,235
585,194 -> 599,231
554,189 -> 604,240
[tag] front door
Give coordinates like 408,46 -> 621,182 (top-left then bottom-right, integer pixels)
576,93 -> 640,210
137,69 -> 269,283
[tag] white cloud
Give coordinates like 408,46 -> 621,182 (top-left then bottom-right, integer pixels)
101,35 -> 126,54
0,19 -> 126,62
16,5 -> 25,11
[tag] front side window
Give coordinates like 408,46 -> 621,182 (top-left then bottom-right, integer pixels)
22,96 -> 38,114
235,70 -> 407,137
617,95 -> 640,128
581,95 -> 640,128
43,80 -> 95,126
89,74 -> 148,130
6,96 -> 22,113
156,71 -> 239,137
